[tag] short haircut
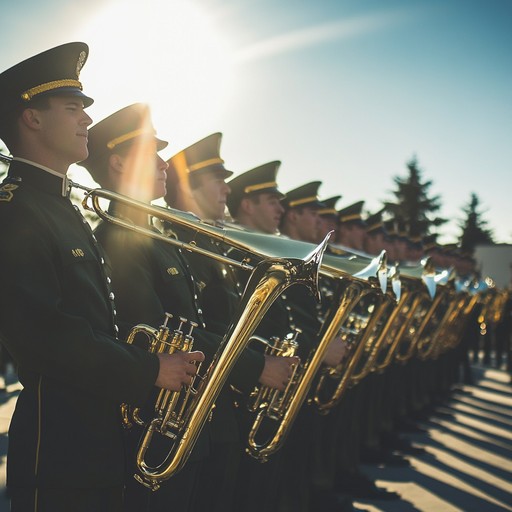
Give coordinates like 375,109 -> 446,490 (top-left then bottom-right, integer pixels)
0,96 -> 51,153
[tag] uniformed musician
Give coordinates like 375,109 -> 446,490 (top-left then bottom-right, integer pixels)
229,175 -> 349,511
77,103 -> 220,512
164,137 -> 297,512
0,44 -> 195,512
226,162 -> 314,512
225,161 -> 285,236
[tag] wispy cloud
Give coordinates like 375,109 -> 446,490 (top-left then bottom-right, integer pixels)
234,8 -> 416,64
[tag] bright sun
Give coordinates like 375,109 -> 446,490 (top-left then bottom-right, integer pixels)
77,0 -> 235,153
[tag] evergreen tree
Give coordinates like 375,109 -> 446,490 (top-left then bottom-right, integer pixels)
458,192 -> 494,253
384,156 -> 446,238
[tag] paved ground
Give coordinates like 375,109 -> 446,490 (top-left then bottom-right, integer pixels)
355,365 -> 512,512
0,364 -> 510,511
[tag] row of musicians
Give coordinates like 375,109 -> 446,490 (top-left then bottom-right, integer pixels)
0,43 -> 471,512
79,103 -> 467,512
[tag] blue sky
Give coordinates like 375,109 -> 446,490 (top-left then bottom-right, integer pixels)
1,0 -> 511,243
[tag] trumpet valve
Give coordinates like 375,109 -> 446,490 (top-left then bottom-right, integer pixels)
177,316 -> 187,332
163,312 -> 173,328
187,321 -> 198,337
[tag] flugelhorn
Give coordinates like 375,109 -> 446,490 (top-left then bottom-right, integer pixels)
72,180 -> 330,490
237,248 -> 392,461
134,240 -> 328,490
426,285 -> 479,359
204,232 -> 393,460
311,250 -> 396,413
120,315 -> 200,430
245,329 -> 302,461
371,260 -> 438,369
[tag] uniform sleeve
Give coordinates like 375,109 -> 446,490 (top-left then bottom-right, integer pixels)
0,213 -> 159,406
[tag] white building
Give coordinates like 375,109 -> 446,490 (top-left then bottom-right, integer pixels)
474,244 -> 512,289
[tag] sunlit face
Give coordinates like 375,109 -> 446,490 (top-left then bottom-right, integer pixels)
112,140 -> 168,202
191,169 -> 231,221
247,193 -> 285,234
296,207 -> 320,243
36,96 -> 92,169
152,154 -> 169,201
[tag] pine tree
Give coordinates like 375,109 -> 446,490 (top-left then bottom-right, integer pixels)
384,156 -> 446,237
458,193 -> 494,253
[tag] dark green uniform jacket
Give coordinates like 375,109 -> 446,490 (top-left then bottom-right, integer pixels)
0,160 -> 159,490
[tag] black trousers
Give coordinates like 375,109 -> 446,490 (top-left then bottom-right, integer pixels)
9,486 -> 124,512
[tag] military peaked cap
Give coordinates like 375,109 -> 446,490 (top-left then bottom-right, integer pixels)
318,195 -> 342,218
77,103 -> 168,182
281,181 -> 325,210
226,160 -> 284,216
337,200 -> 365,226
166,132 -> 232,180
0,42 -> 93,117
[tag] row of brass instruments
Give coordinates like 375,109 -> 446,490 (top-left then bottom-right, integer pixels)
72,181 -> 503,491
